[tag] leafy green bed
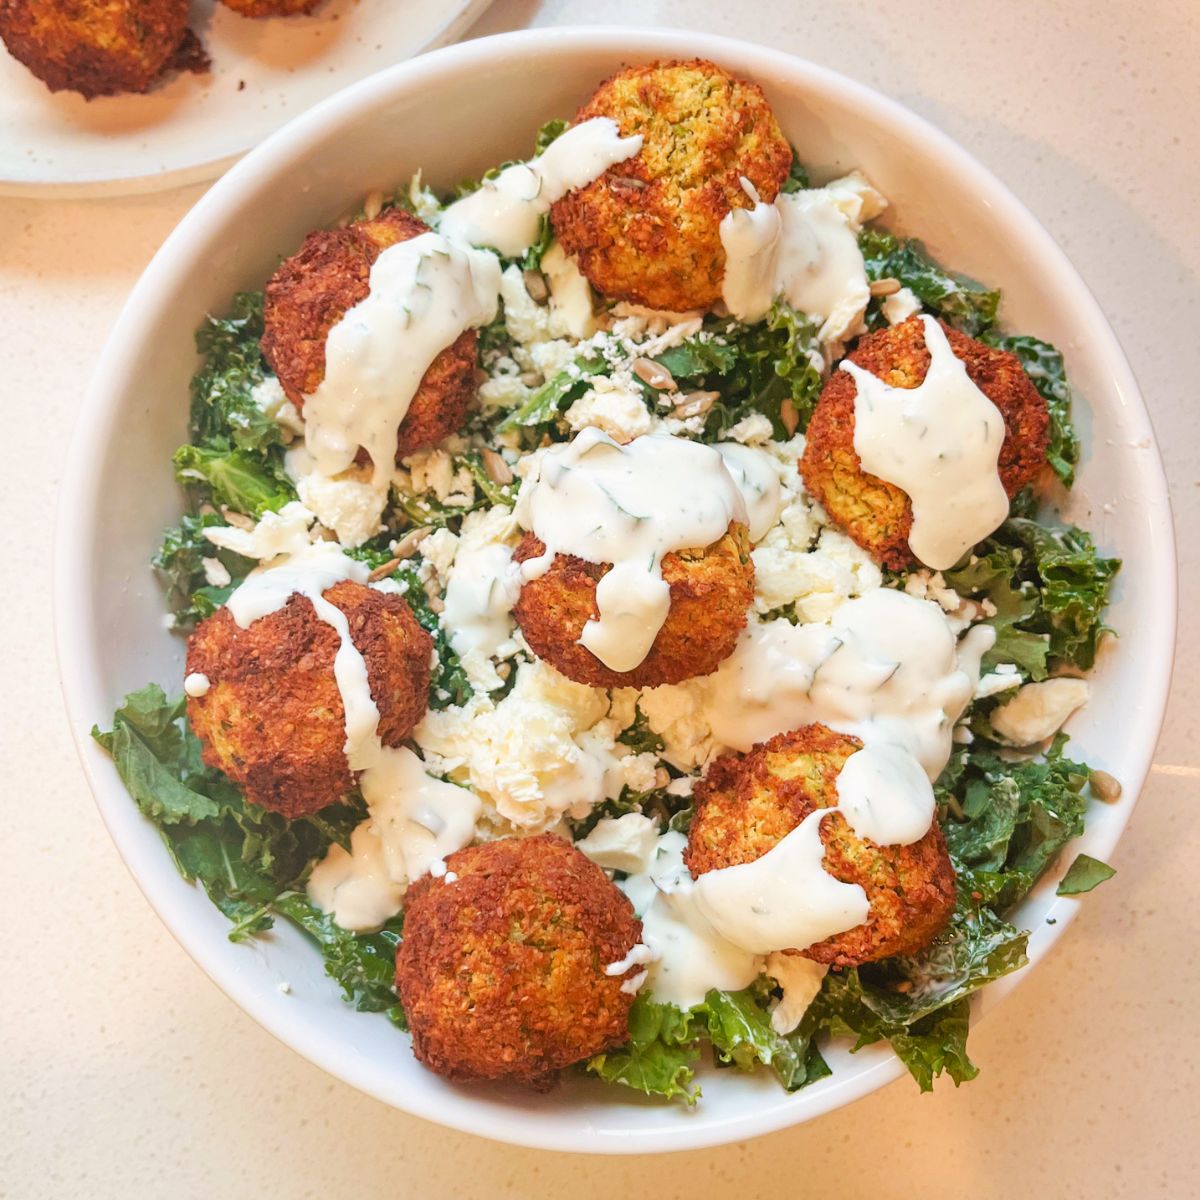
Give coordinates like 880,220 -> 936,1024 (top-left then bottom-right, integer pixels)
96,143 -> 1120,1104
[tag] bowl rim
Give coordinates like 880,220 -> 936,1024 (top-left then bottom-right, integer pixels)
53,25 -> 1178,1154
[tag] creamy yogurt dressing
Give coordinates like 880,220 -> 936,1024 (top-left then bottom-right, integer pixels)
847,314 -> 1009,570
308,746 -> 481,932
360,746 -> 481,886
719,175 -> 878,342
694,810 -> 870,956
715,442 -> 784,541
437,118 -> 643,257
707,587 -> 993,776
303,232 -> 501,487
621,832 -> 761,1008
442,541 -> 521,664
515,429 -> 747,673
225,541 -> 382,771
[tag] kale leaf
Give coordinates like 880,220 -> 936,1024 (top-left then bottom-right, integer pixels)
92,685 -> 365,928
859,229 -> 1000,337
271,893 -> 406,1026
652,303 -> 824,439
940,736 -> 1090,908
154,512 -> 253,627
586,981 -> 829,1104
178,292 -> 296,518
1056,853 -> 1116,896
944,518 -> 1120,678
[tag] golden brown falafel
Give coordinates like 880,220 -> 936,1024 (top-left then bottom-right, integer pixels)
0,0 -> 207,99
685,725 -> 956,967
511,523 -> 754,689
260,207 -> 478,461
395,834 -> 643,1088
800,316 -> 1050,571
186,581 -> 431,818
218,0 -> 322,15
550,58 -> 792,312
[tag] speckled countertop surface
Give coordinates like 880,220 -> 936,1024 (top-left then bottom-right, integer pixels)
2,1 -> 1197,1195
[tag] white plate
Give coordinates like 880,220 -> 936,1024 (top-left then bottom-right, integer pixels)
54,28 -> 1177,1153
0,0 -> 492,196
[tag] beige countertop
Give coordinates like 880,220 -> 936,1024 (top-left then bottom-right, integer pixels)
2,0 -> 1197,1195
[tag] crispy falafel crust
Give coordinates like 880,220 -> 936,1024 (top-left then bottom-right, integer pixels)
800,316 -> 1050,571
185,581 -> 431,818
511,523 -> 754,689
260,207 -> 477,460
0,0 -> 206,99
218,0 -> 322,15
550,58 -> 792,311
395,834 -> 642,1088
686,724 -> 956,967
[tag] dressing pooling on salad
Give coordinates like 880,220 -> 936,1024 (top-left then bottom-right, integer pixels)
97,57 -> 1122,1107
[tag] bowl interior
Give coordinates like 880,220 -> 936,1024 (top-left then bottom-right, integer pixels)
55,28 -> 1176,1153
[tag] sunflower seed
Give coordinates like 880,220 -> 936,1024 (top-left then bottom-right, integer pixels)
780,398 -> 799,436
362,190 -> 384,221
523,270 -> 549,302
674,390 -> 719,418
869,277 -> 902,297
480,447 -> 513,485
632,357 -> 678,392
1089,769 -> 1123,803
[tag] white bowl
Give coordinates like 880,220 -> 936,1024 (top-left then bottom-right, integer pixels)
55,27 -> 1177,1153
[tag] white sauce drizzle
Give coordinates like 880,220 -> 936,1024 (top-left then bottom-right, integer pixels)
360,746 -> 482,886
225,541 -> 381,771
307,746 -> 481,932
514,429 -> 747,673
442,541 -> 521,663
437,118 -> 643,257
706,587 -> 993,780
694,810 -> 870,956
183,672 -> 210,698
847,314 -> 1009,570
719,175 -> 877,342
303,232 -> 501,487
715,442 -> 784,542
621,832 -> 761,1009
684,589 -> 998,956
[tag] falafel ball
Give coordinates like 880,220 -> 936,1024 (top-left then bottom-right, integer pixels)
186,581 -> 432,818
260,207 -> 477,460
550,58 -> 792,312
800,316 -> 1050,571
395,834 -> 643,1088
512,522 -> 754,689
218,0 -> 322,15
0,0 -> 207,99
685,724 -> 956,967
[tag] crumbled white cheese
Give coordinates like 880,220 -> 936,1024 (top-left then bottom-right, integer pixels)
201,556 -> 232,587
822,170 -> 888,231
974,664 -> 1023,699
542,243 -> 599,339
252,376 -> 305,437
575,813 -> 660,874
753,525 -> 882,621
725,413 -> 774,445
401,448 -> 474,506
990,678 -> 1091,746
203,500 -> 316,560
419,527 -> 460,583
415,660 -> 622,831
638,679 -> 715,772
765,953 -> 828,1034
564,376 -> 658,442
882,286 -> 921,325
